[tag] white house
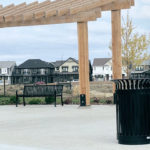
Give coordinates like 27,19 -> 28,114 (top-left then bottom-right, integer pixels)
0,61 -> 16,85
93,58 -> 126,81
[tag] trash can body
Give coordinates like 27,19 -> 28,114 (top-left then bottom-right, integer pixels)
80,94 -> 86,106
113,79 -> 150,145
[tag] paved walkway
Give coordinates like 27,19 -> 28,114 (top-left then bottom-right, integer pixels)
0,105 -> 149,150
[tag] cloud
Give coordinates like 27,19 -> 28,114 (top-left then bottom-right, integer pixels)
141,0 -> 150,4
0,54 -> 33,65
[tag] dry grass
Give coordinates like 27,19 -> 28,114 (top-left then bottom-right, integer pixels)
0,81 -> 113,100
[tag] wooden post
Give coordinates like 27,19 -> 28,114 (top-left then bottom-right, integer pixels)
111,10 -> 122,93
77,21 -> 90,106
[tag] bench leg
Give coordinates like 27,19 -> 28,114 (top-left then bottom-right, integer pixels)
61,95 -> 63,106
16,96 -> 18,107
23,97 -> 26,106
54,92 -> 56,107
16,91 -> 18,107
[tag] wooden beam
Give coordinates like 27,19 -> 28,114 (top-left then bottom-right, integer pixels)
70,0 -> 115,15
33,0 -> 78,15
111,10 -> 122,93
14,1 -> 39,16
0,3 -> 26,16
101,0 -> 132,11
0,2 -> 39,23
130,0 -> 135,6
0,4 -> 14,14
77,22 -> 90,106
23,0 -> 51,19
0,8 -> 100,27
0,13 -> 97,28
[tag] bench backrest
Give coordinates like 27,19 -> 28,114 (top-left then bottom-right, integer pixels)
23,85 -> 63,96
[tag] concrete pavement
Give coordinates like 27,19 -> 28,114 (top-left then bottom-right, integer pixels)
0,105 -> 149,150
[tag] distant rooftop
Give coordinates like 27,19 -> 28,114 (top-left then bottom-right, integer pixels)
0,61 -> 16,68
93,58 -> 111,66
17,59 -> 54,69
52,57 -> 78,67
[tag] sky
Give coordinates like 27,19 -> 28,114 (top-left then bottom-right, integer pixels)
0,0 -> 150,65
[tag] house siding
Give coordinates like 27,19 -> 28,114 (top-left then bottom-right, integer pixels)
93,58 -> 126,81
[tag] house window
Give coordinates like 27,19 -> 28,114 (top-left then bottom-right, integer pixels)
23,69 -> 29,75
62,66 -> 68,72
45,69 -> 49,74
32,69 -> 37,74
40,69 -> 45,75
105,65 -> 109,70
135,66 -> 144,71
56,67 -> 59,71
72,66 -> 78,72
23,77 -> 29,83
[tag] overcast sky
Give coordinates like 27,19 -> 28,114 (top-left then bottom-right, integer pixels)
0,0 -> 150,65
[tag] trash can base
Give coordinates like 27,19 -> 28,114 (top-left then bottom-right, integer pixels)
118,136 -> 150,145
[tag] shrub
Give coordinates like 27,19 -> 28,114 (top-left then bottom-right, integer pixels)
0,97 -> 10,105
99,99 -> 106,104
28,99 -> 42,105
64,98 -> 72,104
106,100 -> 112,104
93,97 -> 100,104
9,96 -> 19,104
45,96 -> 55,104
72,99 -> 79,104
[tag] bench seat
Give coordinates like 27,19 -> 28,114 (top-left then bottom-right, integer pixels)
16,84 -> 63,107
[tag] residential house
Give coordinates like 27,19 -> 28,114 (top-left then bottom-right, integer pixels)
131,59 -> 150,78
52,57 -> 93,82
12,59 -> 54,84
0,61 -> 16,85
93,58 -> 126,81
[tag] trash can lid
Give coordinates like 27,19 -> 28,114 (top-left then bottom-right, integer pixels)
111,79 -> 150,90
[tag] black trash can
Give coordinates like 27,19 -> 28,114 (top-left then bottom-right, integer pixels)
113,79 -> 150,145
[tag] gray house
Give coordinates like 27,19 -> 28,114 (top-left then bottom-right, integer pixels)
12,59 -> 54,84
131,59 -> 150,78
131,59 -> 150,73
0,61 -> 16,85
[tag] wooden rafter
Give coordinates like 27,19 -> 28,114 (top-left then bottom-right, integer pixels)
0,0 -> 134,28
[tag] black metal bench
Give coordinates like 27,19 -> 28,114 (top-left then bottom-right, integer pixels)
16,84 -> 64,107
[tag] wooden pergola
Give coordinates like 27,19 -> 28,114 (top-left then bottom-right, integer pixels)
0,0 -> 134,106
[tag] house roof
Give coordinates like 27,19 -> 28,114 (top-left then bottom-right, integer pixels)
0,61 -> 16,68
17,59 -> 54,69
52,57 -> 78,67
52,61 -> 65,67
93,58 -> 111,66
